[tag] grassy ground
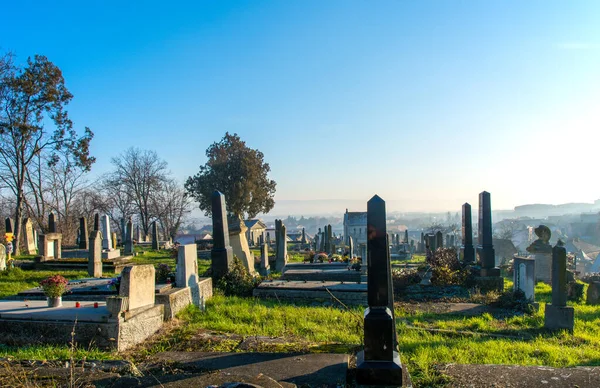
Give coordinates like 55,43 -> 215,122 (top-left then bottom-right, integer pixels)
0,268 -> 90,299
130,249 -> 211,276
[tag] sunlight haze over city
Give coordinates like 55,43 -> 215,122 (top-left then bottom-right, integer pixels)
3,0 -> 599,213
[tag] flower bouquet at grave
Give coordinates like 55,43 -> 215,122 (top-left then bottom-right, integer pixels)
39,275 -> 69,298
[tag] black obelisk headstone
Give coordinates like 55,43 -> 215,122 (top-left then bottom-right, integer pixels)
211,191 -> 233,280
477,191 -> 499,276
356,195 -> 403,385
79,217 -> 89,249
461,203 -> 475,263
48,212 -> 56,233
93,213 -> 100,232
5,218 -> 14,233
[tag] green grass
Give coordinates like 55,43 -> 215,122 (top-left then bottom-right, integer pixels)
392,254 -> 426,265
0,344 -> 116,361
0,268 -> 90,299
130,249 -> 211,276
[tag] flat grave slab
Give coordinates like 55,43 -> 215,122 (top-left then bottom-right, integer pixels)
282,268 -> 361,282
0,300 -> 109,322
282,262 -> 349,271
17,277 -> 117,299
254,280 -> 367,306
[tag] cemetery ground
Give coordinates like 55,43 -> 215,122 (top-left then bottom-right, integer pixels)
1,251 -> 600,387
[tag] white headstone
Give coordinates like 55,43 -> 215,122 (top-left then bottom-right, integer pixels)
101,215 -> 112,250
176,244 -> 199,288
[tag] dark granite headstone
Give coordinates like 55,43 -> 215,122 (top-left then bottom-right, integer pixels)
124,219 -> 134,255
356,195 -> 403,385
5,218 -> 14,233
211,191 -> 233,280
48,212 -> 56,233
79,217 -> 89,249
435,231 -> 443,249
476,191 -> 499,276
151,221 -> 159,250
94,213 -> 100,231
461,202 -> 475,264
544,241 -> 574,331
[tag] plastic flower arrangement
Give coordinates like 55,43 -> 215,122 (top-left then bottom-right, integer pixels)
39,275 -> 69,297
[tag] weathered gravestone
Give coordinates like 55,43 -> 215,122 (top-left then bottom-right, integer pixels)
349,236 -> 354,259
461,203 -> 475,264
88,230 -> 103,277
101,215 -> 112,250
93,213 -> 100,231
210,191 -> 233,280
111,232 -> 118,251
151,221 -> 159,250
228,215 -> 255,275
586,282 -> 600,305
513,256 -> 535,301
526,225 -> 552,283
356,195 -> 403,385
176,244 -> 201,306
24,218 -> 37,254
275,219 -> 288,272
435,231 -> 443,249
79,217 -> 89,250
476,191 -> 503,292
48,212 -> 57,233
120,218 -> 126,247
544,241 -> 574,332
124,219 -> 134,256
260,232 -> 270,276
38,213 -> 62,262
136,225 -> 142,243
119,264 -> 155,310
0,244 -> 5,271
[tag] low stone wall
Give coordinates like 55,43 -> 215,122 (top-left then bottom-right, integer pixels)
118,305 -> 164,351
155,278 -> 213,320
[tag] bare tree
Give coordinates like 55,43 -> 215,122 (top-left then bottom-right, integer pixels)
108,147 -> 168,236
153,178 -> 191,241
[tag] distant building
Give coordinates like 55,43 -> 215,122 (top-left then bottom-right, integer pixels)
343,209 -> 367,248
244,219 -> 267,246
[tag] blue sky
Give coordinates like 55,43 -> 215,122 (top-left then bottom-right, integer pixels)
3,0 -> 600,212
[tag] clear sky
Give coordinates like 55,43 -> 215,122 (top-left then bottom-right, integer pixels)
3,0 -> 600,213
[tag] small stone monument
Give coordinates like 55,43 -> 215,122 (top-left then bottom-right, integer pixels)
88,230 -> 103,277
513,256 -> 535,301
228,214 -> 255,274
151,221 -> 159,250
349,236 -> 354,259
275,219 -> 288,272
356,195 -> 403,385
38,213 -> 62,262
260,232 -> 270,276
526,225 -> 552,283
24,218 -> 36,254
176,244 -> 201,305
48,212 -> 57,233
119,264 -> 155,310
544,241 -> 574,332
78,217 -> 89,250
461,203 -> 475,263
120,218 -> 126,247
93,213 -> 99,231
111,232 -> 118,250
435,231 -> 443,249
124,219 -> 134,256
210,191 -> 234,280
586,282 -> 600,305
101,215 -> 112,250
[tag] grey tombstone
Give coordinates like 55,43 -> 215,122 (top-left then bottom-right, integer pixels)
275,219 -> 288,272
151,221 -> 159,250
526,225 -> 552,283
48,212 -> 57,233
88,230 -> 103,277
111,232 -> 118,252
404,230 -> 409,244
461,203 -> 475,264
586,282 -> 600,305
210,191 -> 233,280
93,213 -> 99,231
349,236 -> 354,259
435,231 -> 443,249
356,195 -> 403,385
120,218 -> 126,247
260,231 -> 270,276
477,191 -> 499,276
136,225 -> 142,243
119,264 -> 155,310
0,244 -> 5,271
101,215 -> 112,250
544,241 -> 574,331
314,233 -> 320,252
24,218 -> 36,254
5,218 -> 14,233
79,217 -> 89,250
176,244 -> 202,307
513,256 -> 535,301
124,219 -> 134,255
301,227 -> 306,245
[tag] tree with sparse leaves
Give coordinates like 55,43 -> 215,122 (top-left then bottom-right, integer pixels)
0,54 -> 94,253
185,132 -> 276,218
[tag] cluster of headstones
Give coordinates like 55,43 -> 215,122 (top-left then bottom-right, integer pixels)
314,224 -> 334,254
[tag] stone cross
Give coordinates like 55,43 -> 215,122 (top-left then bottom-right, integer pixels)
544,241 -> 574,331
88,230 -> 103,277
101,215 -> 112,250
48,212 -> 56,233
79,217 -> 89,250
356,195 -> 403,384
210,191 -> 233,279
124,219 -> 134,255
461,202 -> 475,263
151,221 -> 159,250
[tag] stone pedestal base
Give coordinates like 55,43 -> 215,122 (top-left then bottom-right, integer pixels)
211,247 -> 233,280
475,276 -> 504,293
480,267 -> 501,277
356,350 -> 404,385
101,249 -> 121,260
461,245 -> 475,264
544,304 -> 574,332
259,267 -> 270,277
